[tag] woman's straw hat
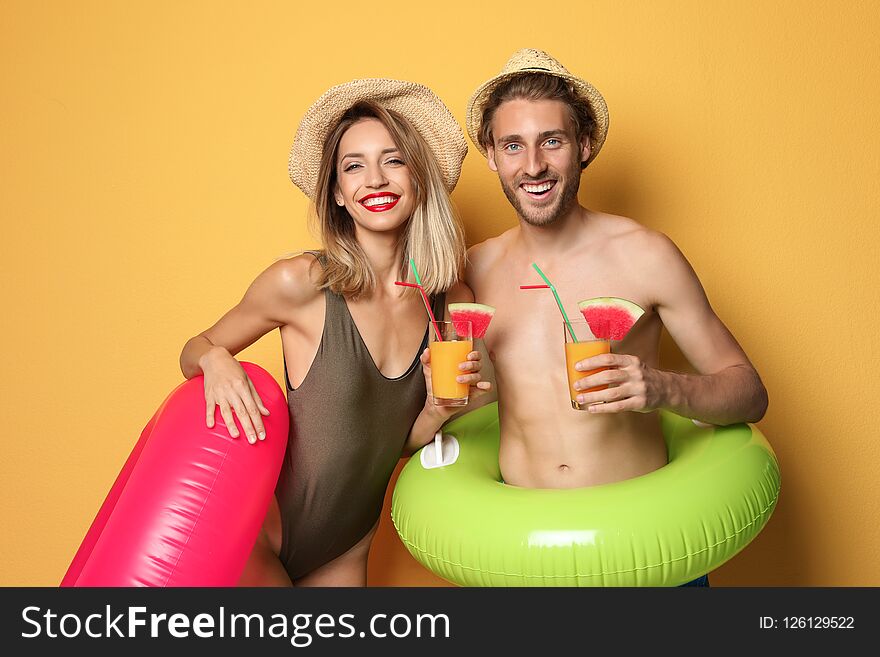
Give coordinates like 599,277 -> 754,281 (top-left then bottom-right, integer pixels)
465,49 -> 609,165
289,78 -> 467,199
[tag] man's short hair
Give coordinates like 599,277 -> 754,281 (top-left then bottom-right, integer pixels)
477,73 -> 597,170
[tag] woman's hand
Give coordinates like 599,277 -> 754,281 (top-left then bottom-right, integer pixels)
419,348 -> 492,417
199,346 -> 270,444
402,348 -> 492,457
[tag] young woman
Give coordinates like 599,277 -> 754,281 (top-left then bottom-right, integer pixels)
179,79 -> 489,586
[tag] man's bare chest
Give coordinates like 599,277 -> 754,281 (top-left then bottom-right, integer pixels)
475,256 -> 660,367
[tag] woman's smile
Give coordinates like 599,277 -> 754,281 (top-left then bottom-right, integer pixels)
359,192 -> 401,212
335,118 -> 415,229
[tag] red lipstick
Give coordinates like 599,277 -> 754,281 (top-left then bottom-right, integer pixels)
358,192 -> 400,213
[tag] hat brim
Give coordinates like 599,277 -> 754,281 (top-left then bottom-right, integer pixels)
289,79 -> 468,200
465,70 -> 609,165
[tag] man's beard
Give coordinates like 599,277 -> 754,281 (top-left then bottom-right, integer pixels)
499,163 -> 582,227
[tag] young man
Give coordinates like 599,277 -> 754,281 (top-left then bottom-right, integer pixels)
464,49 -> 767,490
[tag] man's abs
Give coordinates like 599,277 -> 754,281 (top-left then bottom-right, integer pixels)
497,396 -> 668,489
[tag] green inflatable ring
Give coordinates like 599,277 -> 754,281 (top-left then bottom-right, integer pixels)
392,403 -> 780,586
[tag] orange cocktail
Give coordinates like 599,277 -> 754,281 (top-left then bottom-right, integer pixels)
429,321 -> 472,406
565,340 -> 611,410
564,319 -> 612,410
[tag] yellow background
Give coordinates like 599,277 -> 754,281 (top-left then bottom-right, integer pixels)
2,1 -> 878,586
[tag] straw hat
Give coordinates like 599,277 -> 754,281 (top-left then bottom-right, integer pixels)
465,49 -> 609,165
289,78 -> 468,199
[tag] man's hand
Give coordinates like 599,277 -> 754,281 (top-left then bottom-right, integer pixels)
573,352 -> 666,414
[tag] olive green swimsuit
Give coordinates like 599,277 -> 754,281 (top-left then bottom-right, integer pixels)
275,254 -> 445,580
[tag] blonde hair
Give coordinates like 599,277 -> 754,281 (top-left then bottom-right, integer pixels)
310,101 -> 465,298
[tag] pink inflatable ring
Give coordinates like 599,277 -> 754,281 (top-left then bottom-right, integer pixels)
61,362 -> 288,587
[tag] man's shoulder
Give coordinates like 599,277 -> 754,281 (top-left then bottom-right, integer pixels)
466,227 -> 518,270
592,214 -> 700,304
594,212 -> 680,260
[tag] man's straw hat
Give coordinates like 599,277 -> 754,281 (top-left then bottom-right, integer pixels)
289,78 -> 467,199
465,49 -> 609,165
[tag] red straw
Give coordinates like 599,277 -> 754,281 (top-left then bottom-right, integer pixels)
395,281 -> 443,341
519,284 -> 551,289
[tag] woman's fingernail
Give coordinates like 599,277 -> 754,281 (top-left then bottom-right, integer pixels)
258,431 -> 266,440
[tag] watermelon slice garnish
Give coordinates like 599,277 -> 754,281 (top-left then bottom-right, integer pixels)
448,302 -> 495,339
577,297 -> 645,340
